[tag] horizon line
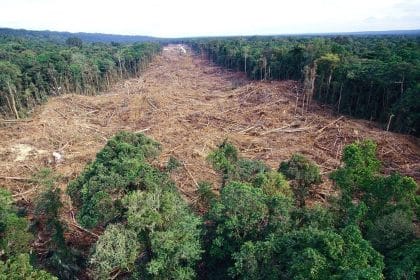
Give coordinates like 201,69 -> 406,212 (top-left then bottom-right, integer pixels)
1,26 -> 420,39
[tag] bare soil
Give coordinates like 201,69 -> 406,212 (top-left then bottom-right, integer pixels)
1,44 -> 419,213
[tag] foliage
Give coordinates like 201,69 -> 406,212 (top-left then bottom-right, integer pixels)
147,214 -> 202,279
33,171 -> 85,280
331,140 -> 419,279
68,137 -> 420,279
204,179 -> 292,278
208,140 -> 269,185
32,168 -> 61,189
207,140 -> 239,183
166,155 -> 181,172
67,131 -> 162,228
0,189 -> 32,258
0,254 -> 57,280
90,224 -> 141,279
78,131 -> 203,279
231,225 -> 384,280
252,170 -> 291,199
385,239 -> 420,280
208,182 -> 270,258
202,141 -> 400,279
0,188 -> 56,279
123,188 -> 202,279
123,189 -> 185,233
291,204 -> 335,230
34,187 -> 62,226
279,153 -> 322,206
90,189 -> 202,279
197,181 -> 217,209
65,37 -> 82,48
366,210 -> 415,252
331,140 -> 418,224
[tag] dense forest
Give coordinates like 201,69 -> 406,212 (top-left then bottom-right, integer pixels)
0,34 -> 160,118
188,35 -> 420,136
0,28 -> 159,43
1,132 -> 418,279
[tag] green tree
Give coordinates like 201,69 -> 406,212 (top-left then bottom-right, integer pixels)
331,140 -> 418,223
0,189 -> 32,258
90,224 -> 141,279
331,140 -> 419,279
83,132 -> 202,279
0,61 -> 21,118
33,169 -> 85,280
67,132 -> 162,228
208,140 -> 269,185
147,214 -> 202,279
231,225 -> 384,280
279,154 -> 322,206
123,188 -> 202,280
65,37 -> 82,48
0,254 -> 57,280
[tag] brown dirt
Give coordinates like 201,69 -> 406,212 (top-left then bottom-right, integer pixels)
1,44 -> 419,211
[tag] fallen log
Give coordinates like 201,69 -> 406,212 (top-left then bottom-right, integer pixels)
0,118 -> 33,123
135,127 -> 151,133
315,116 -> 344,135
262,126 -> 310,135
12,187 -> 38,198
69,222 -> 99,238
0,176 -> 31,181
182,162 -> 199,188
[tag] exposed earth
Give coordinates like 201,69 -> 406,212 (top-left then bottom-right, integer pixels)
1,44 -> 419,220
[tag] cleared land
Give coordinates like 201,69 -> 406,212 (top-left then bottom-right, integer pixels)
1,44 -> 419,212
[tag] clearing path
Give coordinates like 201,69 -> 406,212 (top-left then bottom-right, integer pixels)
1,44 -> 419,206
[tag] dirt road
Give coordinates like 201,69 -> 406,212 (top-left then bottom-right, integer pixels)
1,44 -> 419,205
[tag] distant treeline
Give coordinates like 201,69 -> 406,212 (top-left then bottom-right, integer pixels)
0,27 -> 159,43
188,35 -> 420,136
0,35 -> 161,118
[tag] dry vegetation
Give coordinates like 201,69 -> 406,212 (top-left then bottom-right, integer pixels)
1,44 -> 419,213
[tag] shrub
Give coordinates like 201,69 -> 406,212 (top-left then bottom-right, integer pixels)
166,156 -> 181,172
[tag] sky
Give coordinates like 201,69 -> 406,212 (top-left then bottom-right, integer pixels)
1,0 -> 419,37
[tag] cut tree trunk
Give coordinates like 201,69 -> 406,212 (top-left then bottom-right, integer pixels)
6,81 -> 19,119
